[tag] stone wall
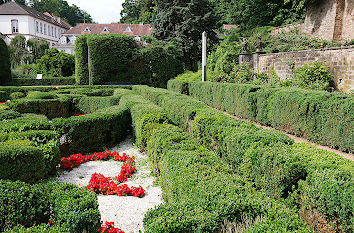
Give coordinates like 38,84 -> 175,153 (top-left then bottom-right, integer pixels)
256,46 -> 354,93
303,0 -> 354,42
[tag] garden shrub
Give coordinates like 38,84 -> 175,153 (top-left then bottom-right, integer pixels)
0,110 -> 21,121
52,105 -> 130,155
44,181 -> 101,233
36,48 -> 75,77
168,80 -> 354,153
69,88 -> 114,96
75,34 -> 184,87
8,77 -> 76,86
1,181 -> 100,233
0,180 -> 50,232
285,62 -> 334,91
0,91 -> 8,101
9,92 -> 25,100
0,139 -> 46,183
0,114 -> 50,133
0,38 -> 11,85
8,95 -> 74,119
75,96 -> 121,114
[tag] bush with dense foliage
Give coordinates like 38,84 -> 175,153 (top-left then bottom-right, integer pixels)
75,34 -> 184,87
37,48 -> 75,77
134,85 -> 353,232
0,38 -> 11,85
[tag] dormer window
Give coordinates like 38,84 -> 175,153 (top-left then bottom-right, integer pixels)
84,27 -> 91,32
11,20 -> 18,33
124,26 -> 132,32
102,27 -> 109,32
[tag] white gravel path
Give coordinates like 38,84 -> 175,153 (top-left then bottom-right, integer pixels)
58,136 -> 163,233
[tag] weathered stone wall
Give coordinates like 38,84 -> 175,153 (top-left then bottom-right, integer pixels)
256,46 -> 354,93
303,0 -> 354,42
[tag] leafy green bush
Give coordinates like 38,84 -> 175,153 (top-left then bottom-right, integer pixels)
52,105 -> 130,155
168,81 -> 354,153
9,92 -> 26,100
75,34 -> 184,87
286,62 -> 334,91
75,96 -> 120,114
37,48 -> 75,77
0,114 -> 50,133
8,77 -> 76,86
0,38 -> 11,85
8,95 -> 73,119
11,64 -> 37,79
1,181 -> 100,233
0,180 -> 50,231
0,110 -> 21,121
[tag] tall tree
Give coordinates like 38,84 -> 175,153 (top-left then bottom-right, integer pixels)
28,0 -> 93,26
211,0 -> 307,30
153,0 -> 217,71
120,0 -> 156,24
27,38 -> 49,62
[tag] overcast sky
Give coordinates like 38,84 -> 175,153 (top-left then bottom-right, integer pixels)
66,0 -> 125,24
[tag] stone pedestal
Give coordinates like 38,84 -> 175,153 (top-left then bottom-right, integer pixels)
239,53 -> 252,66
253,51 -> 265,73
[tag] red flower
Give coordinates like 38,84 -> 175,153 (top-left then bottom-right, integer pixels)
99,221 -> 124,233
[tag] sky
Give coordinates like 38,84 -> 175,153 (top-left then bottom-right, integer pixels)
66,0 -> 125,24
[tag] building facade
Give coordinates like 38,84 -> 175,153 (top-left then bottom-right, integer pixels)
54,23 -> 153,54
0,1 -> 71,47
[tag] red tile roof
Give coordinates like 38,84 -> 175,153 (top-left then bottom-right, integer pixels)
63,23 -> 153,36
223,24 -> 238,30
0,2 -> 71,29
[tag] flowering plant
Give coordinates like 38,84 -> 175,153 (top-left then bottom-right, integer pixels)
99,221 -> 124,233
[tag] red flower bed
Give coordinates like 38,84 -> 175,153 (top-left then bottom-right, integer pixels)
87,173 -> 145,197
99,221 -> 124,233
60,150 -> 145,198
60,150 -> 129,170
75,113 -> 87,116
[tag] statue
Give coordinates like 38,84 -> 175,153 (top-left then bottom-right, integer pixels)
241,38 -> 248,53
256,35 -> 263,52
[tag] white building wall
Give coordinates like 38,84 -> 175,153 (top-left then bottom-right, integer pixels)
0,15 -> 68,47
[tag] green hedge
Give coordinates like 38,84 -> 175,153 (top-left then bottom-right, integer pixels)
168,80 -> 354,153
135,85 -> 354,232
8,95 -> 74,119
75,96 -> 120,114
52,105 -> 130,155
121,92 -> 310,232
75,34 -> 184,87
6,77 -> 76,86
0,38 -> 11,85
0,180 -> 100,233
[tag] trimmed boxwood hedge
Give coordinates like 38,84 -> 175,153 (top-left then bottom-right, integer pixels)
0,180 -> 100,233
6,77 -> 76,86
52,105 -> 130,155
168,80 -> 354,153
134,85 -> 354,232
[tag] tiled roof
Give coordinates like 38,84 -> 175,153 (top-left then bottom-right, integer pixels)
0,2 -> 71,29
63,23 -> 153,36
223,24 -> 238,30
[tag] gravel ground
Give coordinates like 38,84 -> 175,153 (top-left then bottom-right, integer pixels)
58,136 -> 163,233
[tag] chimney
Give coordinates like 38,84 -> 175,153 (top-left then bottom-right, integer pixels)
139,22 -> 143,26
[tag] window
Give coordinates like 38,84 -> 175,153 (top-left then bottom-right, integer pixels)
11,20 -> 18,33
124,26 -> 132,32
44,24 -> 47,35
84,27 -> 91,32
51,26 -> 54,37
55,28 -> 57,38
48,25 -> 51,36
40,22 -> 43,34
102,27 -> 109,32
36,21 -> 39,33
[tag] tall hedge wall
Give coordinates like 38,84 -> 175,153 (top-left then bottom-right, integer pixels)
168,80 -> 354,153
0,38 -> 11,85
75,34 -> 184,87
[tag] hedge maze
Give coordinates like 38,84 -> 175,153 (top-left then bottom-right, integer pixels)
0,85 -> 353,232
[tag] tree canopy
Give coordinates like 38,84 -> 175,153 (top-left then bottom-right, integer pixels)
120,0 -> 156,24
153,0 -> 217,71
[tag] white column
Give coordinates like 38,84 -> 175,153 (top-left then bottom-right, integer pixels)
202,31 -> 207,82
